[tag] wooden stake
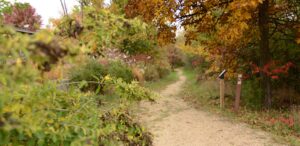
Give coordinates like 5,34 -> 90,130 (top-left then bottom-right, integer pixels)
234,74 -> 243,112
220,79 -> 225,108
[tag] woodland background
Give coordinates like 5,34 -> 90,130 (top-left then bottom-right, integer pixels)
0,0 -> 300,145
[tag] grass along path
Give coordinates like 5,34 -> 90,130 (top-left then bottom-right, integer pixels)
144,71 -> 179,92
181,69 -> 300,145
134,69 -> 286,146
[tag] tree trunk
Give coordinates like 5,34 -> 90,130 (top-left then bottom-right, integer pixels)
258,0 -> 272,108
80,1 -> 84,23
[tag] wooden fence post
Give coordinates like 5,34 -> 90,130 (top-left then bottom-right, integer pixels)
220,79 -> 225,108
234,74 -> 243,112
218,70 -> 227,108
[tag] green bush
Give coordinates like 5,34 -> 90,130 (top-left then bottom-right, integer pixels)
121,39 -> 153,55
144,65 -> 160,81
118,18 -> 158,55
144,61 -> 172,81
156,62 -> 171,79
241,80 -> 263,109
111,78 -> 155,101
0,82 -> 102,145
0,80 -> 154,145
69,59 -> 107,92
0,13 -> 156,146
69,60 -> 136,92
99,110 -> 152,145
107,61 -> 134,83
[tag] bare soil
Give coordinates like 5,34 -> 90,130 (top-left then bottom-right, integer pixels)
135,70 -> 286,146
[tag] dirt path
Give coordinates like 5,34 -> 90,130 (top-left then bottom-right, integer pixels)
136,69 -> 285,146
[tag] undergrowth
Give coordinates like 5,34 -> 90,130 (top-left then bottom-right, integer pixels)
181,68 -> 300,146
0,75 -> 154,145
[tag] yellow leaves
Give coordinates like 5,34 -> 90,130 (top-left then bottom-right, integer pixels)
242,12 -> 252,20
203,53 -> 239,79
126,0 -> 177,45
179,44 -> 206,56
297,38 -> 300,44
249,0 -> 263,8
217,6 -> 253,46
104,75 -> 112,81
58,117 -> 66,122
47,119 -> 54,124
33,30 -> 54,44
250,1 -> 258,7
296,26 -> 300,44
16,58 -> 22,67
3,103 -> 23,114
49,18 -> 61,28
240,22 -> 249,30
218,25 -> 241,46
24,129 -> 33,138
229,0 -> 261,10
48,127 -> 56,133
157,26 -> 176,45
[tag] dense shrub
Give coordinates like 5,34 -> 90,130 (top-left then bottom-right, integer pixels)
167,46 -> 184,68
185,54 -> 209,71
241,80 -> 264,109
118,18 -> 157,55
3,2 -> 42,31
121,39 -> 153,55
132,67 -> 145,84
143,59 -> 173,81
144,65 -> 160,81
99,110 -> 153,145
107,61 -> 134,83
0,82 -> 102,145
0,5 -> 158,146
185,53 -> 211,81
0,52 -> 154,145
156,61 -> 172,79
69,59 -> 107,92
69,59 -> 137,92
0,79 -> 154,145
110,78 -> 155,101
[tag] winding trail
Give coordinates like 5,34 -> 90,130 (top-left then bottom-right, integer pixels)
136,70 -> 285,146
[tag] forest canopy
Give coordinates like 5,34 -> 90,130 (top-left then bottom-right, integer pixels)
125,0 -> 300,107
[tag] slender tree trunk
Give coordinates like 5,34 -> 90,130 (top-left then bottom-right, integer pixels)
81,1 -> 84,23
258,0 -> 272,108
63,0 -> 68,15
59,0 -> 66,16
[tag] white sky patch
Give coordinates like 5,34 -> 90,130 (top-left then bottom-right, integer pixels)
8,0 -> 111,27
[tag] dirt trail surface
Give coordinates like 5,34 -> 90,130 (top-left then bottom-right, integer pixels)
135,70 -> 285,146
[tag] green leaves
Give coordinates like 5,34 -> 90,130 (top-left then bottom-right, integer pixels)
110,78 -> 156,101
0,3 -> 159,145
0,78 -> 154,145
0,0 -> 12,15
99,109 -> 152,146
0,81 -> 113,145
